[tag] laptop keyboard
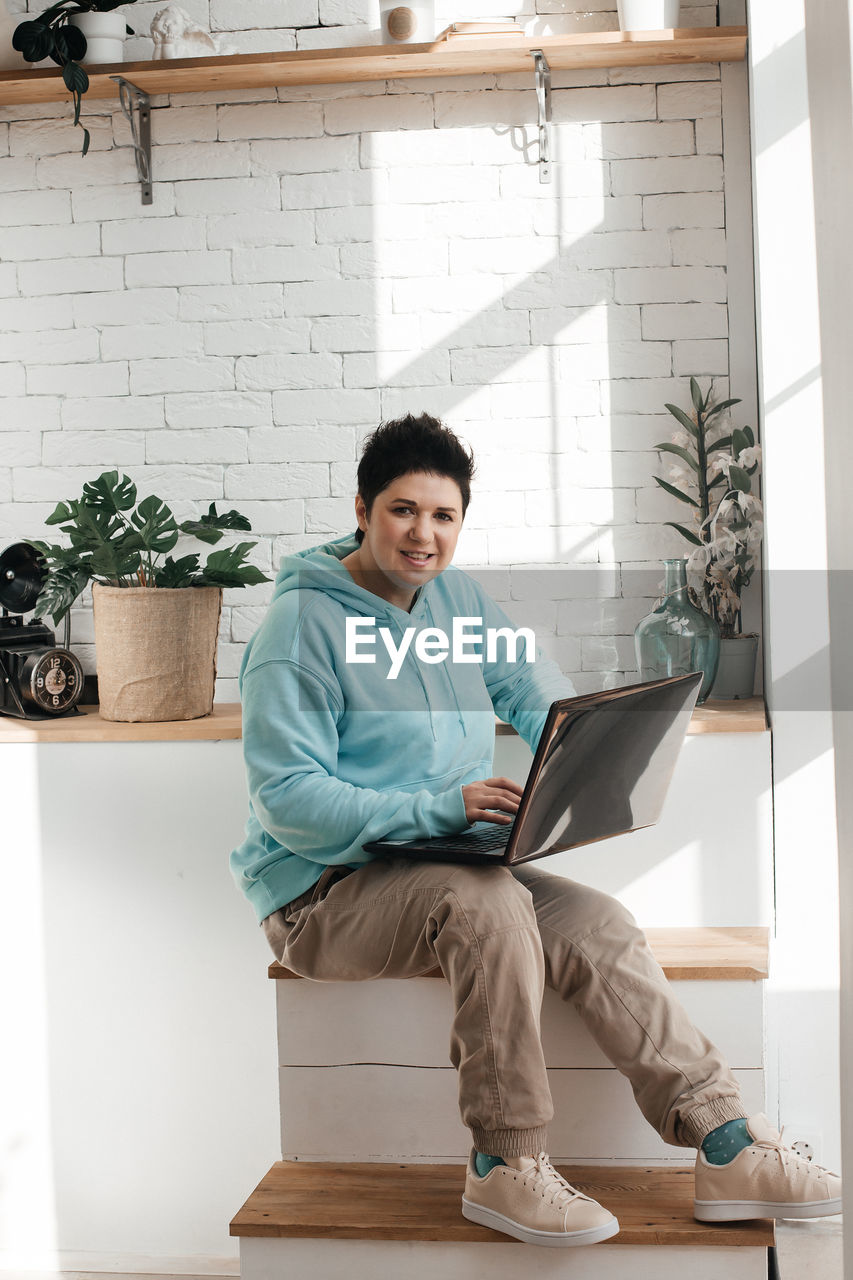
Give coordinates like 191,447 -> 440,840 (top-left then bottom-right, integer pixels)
420,826 -> 511,854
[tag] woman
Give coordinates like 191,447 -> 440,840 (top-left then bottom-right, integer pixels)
231,413 -> 841,1247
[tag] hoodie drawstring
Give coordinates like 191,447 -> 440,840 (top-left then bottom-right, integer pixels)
425,600 -> 467,739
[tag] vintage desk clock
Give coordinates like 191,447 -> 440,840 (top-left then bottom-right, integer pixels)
0,542 -> 84,719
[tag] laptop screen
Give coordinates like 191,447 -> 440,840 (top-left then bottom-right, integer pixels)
506,672 -> 702,864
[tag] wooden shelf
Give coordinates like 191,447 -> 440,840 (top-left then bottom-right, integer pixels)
269,925 -> 770,983
0,696 -> 765,742
230,1160 -> 774,1246
496,695 -> 768,735
0,702 -> 242,742
0,695 -> 766,742
0,27 -> 746,108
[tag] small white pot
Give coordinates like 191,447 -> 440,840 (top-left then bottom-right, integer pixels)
68,11 -> 127,64
379,0 -> 434,44
617,0 -> 680,30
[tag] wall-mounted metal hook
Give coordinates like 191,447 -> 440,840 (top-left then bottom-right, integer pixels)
531,50 -> 551,184
110,76 -> 152,205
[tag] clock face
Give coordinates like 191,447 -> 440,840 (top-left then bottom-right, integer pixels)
22,648 -> 84,715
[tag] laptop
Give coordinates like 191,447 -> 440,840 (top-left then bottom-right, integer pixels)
362,671 -> 703,866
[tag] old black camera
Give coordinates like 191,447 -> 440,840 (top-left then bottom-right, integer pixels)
0,542 -> 83,719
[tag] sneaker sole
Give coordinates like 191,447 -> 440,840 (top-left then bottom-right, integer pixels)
694,1197 -> 843,1222
461,1197 -> 620,1247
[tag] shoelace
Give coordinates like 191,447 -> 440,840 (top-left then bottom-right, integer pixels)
750,1127 -> 833,1180
521,1153 -> 586,1209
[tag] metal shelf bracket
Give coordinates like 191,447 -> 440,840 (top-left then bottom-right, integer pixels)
531,49 -> 551,183
110,76 -> 152,204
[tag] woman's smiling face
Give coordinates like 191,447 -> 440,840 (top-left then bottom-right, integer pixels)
353,470 -> 464,610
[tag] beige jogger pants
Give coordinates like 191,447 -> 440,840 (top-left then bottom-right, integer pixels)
262,858 -> 747,1158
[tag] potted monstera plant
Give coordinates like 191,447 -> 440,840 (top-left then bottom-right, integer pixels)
27,471 -> 269,723
12,0 -> 137,154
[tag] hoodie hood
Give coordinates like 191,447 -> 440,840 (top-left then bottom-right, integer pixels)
268,533 -> 461,741
273,532 -> 434,622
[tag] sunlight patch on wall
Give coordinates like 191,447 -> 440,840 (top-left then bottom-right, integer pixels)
0,744 -> 59,1269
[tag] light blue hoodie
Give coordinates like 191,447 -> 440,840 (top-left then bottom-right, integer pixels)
230,534 -> 576,922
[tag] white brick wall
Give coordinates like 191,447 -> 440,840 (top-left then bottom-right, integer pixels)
0,2 -> 750,697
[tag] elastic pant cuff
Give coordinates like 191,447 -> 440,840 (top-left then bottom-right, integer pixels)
471,1125 -> 550,1158
680,1095 -> 750,1149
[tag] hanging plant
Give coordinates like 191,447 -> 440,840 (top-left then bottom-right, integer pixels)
12,1 -> 137,155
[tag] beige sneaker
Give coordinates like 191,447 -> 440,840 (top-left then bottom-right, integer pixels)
694,1114 -> 842,1221
461,1150 -> 619,1247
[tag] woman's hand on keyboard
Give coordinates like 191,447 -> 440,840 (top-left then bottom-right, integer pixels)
461,777 -> 524,825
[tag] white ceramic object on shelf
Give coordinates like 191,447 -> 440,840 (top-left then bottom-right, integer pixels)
68,11 -> 127,63
150,4 -> 218,58
379,0 -> 435,44
617,0 -> 680,30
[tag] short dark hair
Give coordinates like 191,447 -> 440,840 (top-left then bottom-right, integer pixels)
354,413 -> 475,543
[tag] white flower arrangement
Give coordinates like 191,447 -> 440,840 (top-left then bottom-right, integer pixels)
654,378 -> 763,639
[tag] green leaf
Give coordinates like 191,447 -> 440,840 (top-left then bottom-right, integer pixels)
732,427 -> 750,457
131,494 -> 179,554
197,542 -> 270,588
690,377 -> 705,416
179,503 -> 253,545
87,538 -> 144,582
664,403 -> 699,439
82,470 -> 137,514
707,434 -> 733,454
655,441 -> 700,473
742,424 -> 755,447
66,504 -> 144,580
45,499 -> 79,527
728,464 -> 751,493
37,1 -> 85,17
54,23 -> 86,61
653,475 -> 700,506
155,554 -> 201,588
32,561 -> 90,626
704,397 -> 742,420
80,124 -> 90,157
666,521 -> 704,547
12,20 -> 52,61
62,59 -> 88,94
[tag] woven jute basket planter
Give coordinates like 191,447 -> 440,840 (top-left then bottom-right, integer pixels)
92,584 -> 223,723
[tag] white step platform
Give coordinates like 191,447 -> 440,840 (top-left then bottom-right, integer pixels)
269,927 -> 769,1164
229,927 -> 773,1279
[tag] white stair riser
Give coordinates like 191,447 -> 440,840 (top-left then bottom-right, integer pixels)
240,1236 -> 768,1280
275,978 -> 764,1070
280,1065 -> 765,1162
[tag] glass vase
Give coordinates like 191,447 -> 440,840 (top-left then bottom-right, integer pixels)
634,558 -> 720,704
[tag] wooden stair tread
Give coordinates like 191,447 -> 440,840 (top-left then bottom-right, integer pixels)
269,925 -> 769,982
230,1161 -> 774,1247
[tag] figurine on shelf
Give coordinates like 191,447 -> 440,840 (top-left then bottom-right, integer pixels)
150,4 -> 221,58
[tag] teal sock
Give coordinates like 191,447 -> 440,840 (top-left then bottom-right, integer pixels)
474,1151 -> 506,1177
701,1118 -> 752,1165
